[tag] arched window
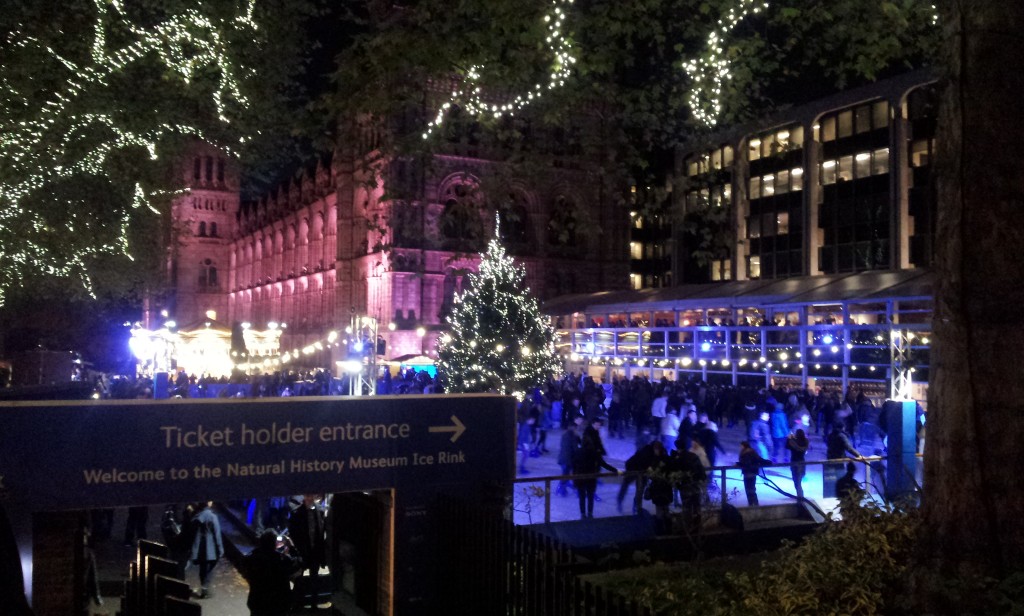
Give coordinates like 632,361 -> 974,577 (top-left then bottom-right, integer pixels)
547,196 -> 579,247
198,259 -> 218,290
198,221 -> 207,237
439,183 -> 484,251
210,222 -> 218,237
497,191 -> 530,249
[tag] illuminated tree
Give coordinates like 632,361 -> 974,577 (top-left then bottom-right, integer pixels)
0,0 -> 315,305
436,234 -> 560,398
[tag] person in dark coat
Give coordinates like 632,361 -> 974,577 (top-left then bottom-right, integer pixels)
572,432 -> 619,519
287,495 -> 327,609
643,441 -> 675,534
556,421 -> 582,496
189,502 -> 223,598
835,462 -> 863,505
738,441 -> 768,506
241,530 -> 302,616
673,447 -> 708,534
786,429 -> 811,500
618,429 -> 656,515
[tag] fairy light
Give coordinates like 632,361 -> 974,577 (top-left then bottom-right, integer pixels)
682,0 -> 769,128
435,235 -> 560,399
0,0 -> 257,304
422,0 -> 576,139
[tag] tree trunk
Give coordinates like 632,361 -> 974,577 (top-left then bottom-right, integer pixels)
923,0 -> 1024,580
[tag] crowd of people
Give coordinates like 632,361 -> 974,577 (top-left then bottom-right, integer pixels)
511,372 -> 917,526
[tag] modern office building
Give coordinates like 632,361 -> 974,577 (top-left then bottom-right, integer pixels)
553,71 -> 940,398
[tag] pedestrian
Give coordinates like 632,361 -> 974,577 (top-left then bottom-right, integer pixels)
556,420 -> 582,496
786,429 -> 810,500
189,502 -> 223,599
749,411 -> 772,461
240,530 -> 302,616
572,431 -> 619,519
675,445 -> 708,534
618,425 -> 655,513
770,403 -> 790,462
123,505 -> 148,547
825,421 -> 862,498
161,504 -> 193,579
835,461 -> 863,505
287,495 -> 328,610
643,441 -> 675,534
516,412 -> 535,474
738,441 -> 768,506
660,407 -> 681,453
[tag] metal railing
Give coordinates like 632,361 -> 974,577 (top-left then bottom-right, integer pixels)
511,456 -> 915,525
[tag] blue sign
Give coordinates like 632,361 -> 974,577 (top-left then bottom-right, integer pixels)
0,395 -> 515,510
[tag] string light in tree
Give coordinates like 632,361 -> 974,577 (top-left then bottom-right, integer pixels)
436,230 -> 560,400
0,0 -> 257,304
422,0 -> 576,139
682,0 -> 769,128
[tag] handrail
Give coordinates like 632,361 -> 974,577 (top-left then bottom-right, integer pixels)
510,456 -> 892,524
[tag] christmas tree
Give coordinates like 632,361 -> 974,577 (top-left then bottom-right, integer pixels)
436,235 -> 561,399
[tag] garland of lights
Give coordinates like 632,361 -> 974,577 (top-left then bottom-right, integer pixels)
0,0 -> 256,304
682,0 -> 769,128
435,235 -> 561,400
422,0 -> 576,139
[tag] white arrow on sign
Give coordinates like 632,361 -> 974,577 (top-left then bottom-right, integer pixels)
429,415 -> 466,443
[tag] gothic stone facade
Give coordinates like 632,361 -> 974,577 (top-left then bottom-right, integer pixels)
168,144 -> 629,369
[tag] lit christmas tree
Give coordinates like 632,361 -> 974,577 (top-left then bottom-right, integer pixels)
436,235 -> 561,399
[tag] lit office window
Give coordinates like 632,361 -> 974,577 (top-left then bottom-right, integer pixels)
748,256 -> 761,279
872,148 -> 890,175
777,212 -> 790,236
791,167 -> 804,191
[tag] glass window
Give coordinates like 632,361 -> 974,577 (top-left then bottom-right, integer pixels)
910,139 -> 931,168
748,138 -> 762,161
722,184 -> 732,205
838,111 -> 854,139
838,155 -> 854,182
791,167 -> 804,191
762,133 -> 777,157
873,101 -> 889,130
711,186 -> 723,207
749,177 -> 761,199
723,146 -> 734,166
822,117 -> 836,142
748,215 -> 761,238
630,242 -> 642,259
688,161 -> 698,176
821,160 -> 837,185
777,212 -> 790,235
762,175 -> 775,196
711,259 -> 732,281
855,152 -> 871,178
872,148 -> 890,175
790,125 -> 804,148
749,256 -> 761,279
776,170 -> 790,195
855,105 -> 872,134
712,149 -> 722,169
